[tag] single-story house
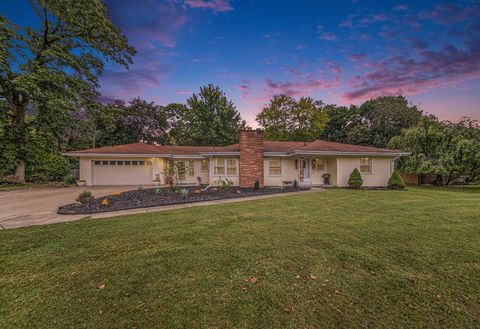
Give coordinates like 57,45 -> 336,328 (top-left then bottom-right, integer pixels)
64,129 -> 409,187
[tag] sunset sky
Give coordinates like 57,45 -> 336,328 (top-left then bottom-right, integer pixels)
5,0 -> 480,126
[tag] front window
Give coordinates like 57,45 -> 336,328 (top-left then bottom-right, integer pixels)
214,158 -> 225,175
227,159 -> 237,175
188,160 -> 195,176
360,157 -> 372,173
201,159 -> 209,171
177,162 -> 186,180
269,157 -> 282,175
313,158 -> 324,171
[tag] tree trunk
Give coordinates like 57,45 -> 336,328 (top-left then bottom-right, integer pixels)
14,160 -> 26,183
11,103 -> 28,183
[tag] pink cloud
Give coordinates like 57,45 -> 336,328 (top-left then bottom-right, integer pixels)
175,90 -> 192,94
343,41 -> 480,102
185,0 -> 233,12
348,53 -> 367,61
265,77 -> 338,97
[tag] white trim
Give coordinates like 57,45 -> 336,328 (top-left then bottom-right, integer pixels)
263,152 -> 290,157
291,151 -> 410,156
199,152 -> 240,156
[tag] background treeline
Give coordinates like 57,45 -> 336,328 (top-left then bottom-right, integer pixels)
1,1 -> 478,185
1,84 -> 479,185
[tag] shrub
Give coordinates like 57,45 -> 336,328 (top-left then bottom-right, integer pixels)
216,178 -> 233,190
254,178 -> 260,190
154,188 -> 161,195
348,168 -> 363,189
76,191 -> 92,204
137,185 -> 144,190
63,174 -> 77,185
293,179 -> 298,190
180,188 -> 189,199
388,170 -> 406,190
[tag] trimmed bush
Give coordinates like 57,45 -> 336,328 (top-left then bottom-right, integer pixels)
348,168 -> 363,189
76,191 -> 92,204
388,170 -> 406,190
293,179 -> 298,190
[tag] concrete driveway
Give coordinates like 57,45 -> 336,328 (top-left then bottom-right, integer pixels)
0,186 -> 149,230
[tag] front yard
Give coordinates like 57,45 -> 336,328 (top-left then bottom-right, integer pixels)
1,187 -> 479,328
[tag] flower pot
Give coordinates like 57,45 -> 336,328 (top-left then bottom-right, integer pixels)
76,180 -> 86,187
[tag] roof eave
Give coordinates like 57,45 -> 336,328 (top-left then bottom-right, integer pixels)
199,152 -> 240,156
290,150 -> 410,156
63,152 -> 171,158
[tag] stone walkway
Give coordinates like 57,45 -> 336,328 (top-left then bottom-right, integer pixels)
0,187 -> 324,230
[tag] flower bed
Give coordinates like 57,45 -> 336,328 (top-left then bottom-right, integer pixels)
58,186 -> 310,215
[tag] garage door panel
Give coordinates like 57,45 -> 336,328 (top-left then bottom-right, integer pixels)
93,162 -> 152,185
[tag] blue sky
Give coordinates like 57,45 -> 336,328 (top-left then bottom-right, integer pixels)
4,0 -> 480,126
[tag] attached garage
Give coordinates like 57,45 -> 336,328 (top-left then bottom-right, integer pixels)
92,160 -> 153,186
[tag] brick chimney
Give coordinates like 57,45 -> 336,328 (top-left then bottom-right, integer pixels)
239,129 -> 264,188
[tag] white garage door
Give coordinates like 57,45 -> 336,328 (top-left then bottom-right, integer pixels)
93,160 -> 152,185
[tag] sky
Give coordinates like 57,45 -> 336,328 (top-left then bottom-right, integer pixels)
4,0 -> 480,126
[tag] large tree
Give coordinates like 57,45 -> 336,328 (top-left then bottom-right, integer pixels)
256,94 -> 329,141
389,116 -> 480,184
0,0 -> 135,182
169,84 -> 245,146
322,96 -> 423,148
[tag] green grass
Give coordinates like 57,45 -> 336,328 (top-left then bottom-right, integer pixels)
1,187 -> 479,328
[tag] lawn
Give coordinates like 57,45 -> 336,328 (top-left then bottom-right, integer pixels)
1,187 -> 479,328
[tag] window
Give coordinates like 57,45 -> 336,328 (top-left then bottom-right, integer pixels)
313,158 -> 324,171
360,157 -> 372,173
269,157 -> 282,175
139,161 -> 145,166
201,159 -> 209,171
167,160 -> 175,176
177,161 -> 186,180
146,161 -> 152,166
227,159 -> 237,175
132,161 -> 138,166
188,160 -> 195,176
95,161 -> 101,165
124,161 -> 131,165
117,161 -> 124,165
214,158 -> 225,175
102,161 -> 108,166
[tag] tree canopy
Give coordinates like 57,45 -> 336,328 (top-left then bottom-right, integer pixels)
169,84 -> 246,146
256,94 -> 329,141
389,116 -> 480,184
0,0 -> 135,181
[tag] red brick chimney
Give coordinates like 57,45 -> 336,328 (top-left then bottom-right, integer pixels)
239,129 -> 264,188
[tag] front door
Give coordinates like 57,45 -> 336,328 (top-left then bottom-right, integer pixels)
298,158 -> 311,185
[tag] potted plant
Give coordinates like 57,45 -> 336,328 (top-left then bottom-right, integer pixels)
322,173 -> 331,185
76,179 -> 86,187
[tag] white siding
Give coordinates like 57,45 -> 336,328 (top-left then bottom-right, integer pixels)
336,156 -> 395,187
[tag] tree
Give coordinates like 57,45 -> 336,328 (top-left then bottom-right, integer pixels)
256,94 -> 329,141
322,96 -> 423,147
169,85 -> 245,146
106,98 -> 170,146
389,116 -> 480,184
0,0 -> 135,182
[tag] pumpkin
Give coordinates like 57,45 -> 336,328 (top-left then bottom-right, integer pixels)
101,199 -> 109,206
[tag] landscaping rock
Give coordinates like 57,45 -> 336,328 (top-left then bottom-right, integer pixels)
58,186 -> 310,215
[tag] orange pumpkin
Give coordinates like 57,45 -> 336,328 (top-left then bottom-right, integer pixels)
114,192 -> 121,198
101,198 -> 109,206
